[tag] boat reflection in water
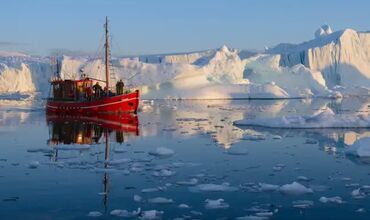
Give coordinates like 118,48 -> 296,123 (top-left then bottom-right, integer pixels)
47,113 -> 139,145
46,113 -> 139,212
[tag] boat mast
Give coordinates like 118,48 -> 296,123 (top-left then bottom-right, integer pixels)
105,16 -> 109,94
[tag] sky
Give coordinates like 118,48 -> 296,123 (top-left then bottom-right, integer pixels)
0,0 -> 370,56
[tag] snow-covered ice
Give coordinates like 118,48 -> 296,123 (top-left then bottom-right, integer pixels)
148,197 -> 174,204
204,199 -> 229,209
148,147 -> 174,157
2,25 -> 370,100
189,183 -> 238,192
279,182 -> 313,195
319,196 -> 344,204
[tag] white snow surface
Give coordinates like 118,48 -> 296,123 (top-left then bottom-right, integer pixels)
1,26 -> 370,99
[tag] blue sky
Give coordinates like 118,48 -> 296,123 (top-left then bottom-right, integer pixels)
0,0 -> 369,56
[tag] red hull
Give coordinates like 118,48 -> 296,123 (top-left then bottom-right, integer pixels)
47,90 -> 139,114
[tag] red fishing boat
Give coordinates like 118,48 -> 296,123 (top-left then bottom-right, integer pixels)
46,17 -> 139,114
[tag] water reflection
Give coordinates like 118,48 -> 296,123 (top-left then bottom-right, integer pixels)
46,114 -> 139,145
46,113 -> 139,212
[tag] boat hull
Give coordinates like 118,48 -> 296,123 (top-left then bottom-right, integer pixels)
46,90 -> 139,114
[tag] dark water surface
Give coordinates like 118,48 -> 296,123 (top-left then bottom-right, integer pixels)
1,98 -> 370,220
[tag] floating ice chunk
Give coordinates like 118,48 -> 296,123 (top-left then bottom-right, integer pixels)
351,188 -> 366,199
141,188 -> 159,193
272,163 -> 285,172
178,204 -> 190,209
149,147 -> 174,157
272,135 -> 282,140
292,200 -> 314,209
204,199 -> 229,209
190,183 -> 238,192
134,194 -> 142,202
279,182 -> 313,195
319,196 -> 344,204
28,161 -> 40,169
176,178 -> 198,186
152,169 -> 176,177
106,158 -> 131,165
139,210 -> 164,219
87,211 -> 102,217
255,212 -> 273,217
346,138 -> 370,157
236,215 -> 269,220
148,197 -> 174,204
296,176 -> 311,182
110,208 -> 140,217
259,183 -> 279,192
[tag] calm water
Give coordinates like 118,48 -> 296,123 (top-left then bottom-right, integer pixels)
1,98 -> 370,220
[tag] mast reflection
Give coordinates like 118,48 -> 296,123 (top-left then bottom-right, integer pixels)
46,113 -> 139,213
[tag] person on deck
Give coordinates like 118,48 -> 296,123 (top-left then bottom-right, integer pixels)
86,86 -> 93,101
116,80 -> 124,95
93,82 -> 103,99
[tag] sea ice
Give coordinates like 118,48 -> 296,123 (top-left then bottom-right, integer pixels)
190,183 -> 238,192
292,200 -> 314,209
279,182 -> 313,195
148,147 -> 174,157
204,199 -> 229,209
134,194 -> 142,202
87,211 -> 102,217
176,178 -> 198,186
319,196 -> 344,204
148,197 -> 174,204
152,169 -> 176,177
28,161 -> 40,169
178,204 -> 190,209
139,210 -> 164,219
259,183 -> 279,192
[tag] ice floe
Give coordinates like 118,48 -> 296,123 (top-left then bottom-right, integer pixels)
152,169 -> 176,177
189,182 -> 238,192
148,147 -> 175,157
28,161 -> 40,169
319,196 -> 344,204
110,208 -> 140,217
279,182 -> 313,195
87,211 -> 102,217
148,197 -> 174,204
204,198 -> 229,209
292,200 -> 314,209
178,204 -> 190,209
139,210 -> 164,219
176,178 -> 198,186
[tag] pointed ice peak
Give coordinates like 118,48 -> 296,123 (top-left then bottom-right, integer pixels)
315,25 -> 333,39
219,45 -> 230,53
